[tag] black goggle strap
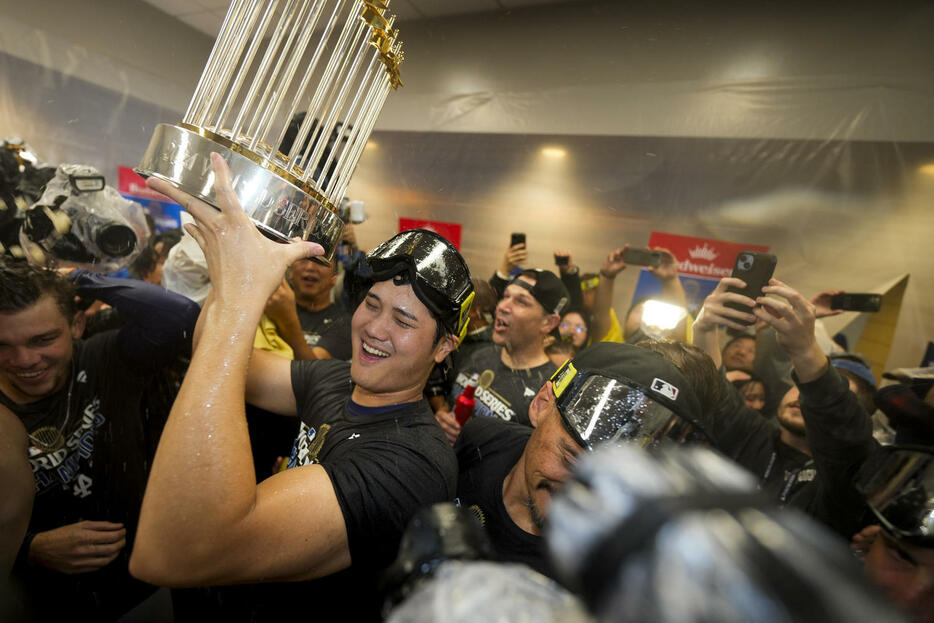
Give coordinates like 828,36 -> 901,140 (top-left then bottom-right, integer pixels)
370,255 -> 474,344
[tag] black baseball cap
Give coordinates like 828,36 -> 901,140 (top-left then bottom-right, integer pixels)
367,229 -> 475,342
508,269 -> 570,316
549,342 -> 708,450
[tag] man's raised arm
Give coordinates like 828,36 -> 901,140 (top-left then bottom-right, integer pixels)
129,154 -> 348,586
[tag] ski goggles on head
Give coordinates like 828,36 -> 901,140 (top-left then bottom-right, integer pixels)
550,359 -> 708,451
367,229 -> 474,342
855,446 -> 934,546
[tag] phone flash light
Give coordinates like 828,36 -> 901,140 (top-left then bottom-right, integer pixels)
641,300 -> 687,332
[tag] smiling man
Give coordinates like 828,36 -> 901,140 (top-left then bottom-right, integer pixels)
0,260 -> 199,620
130,154 -> 474,621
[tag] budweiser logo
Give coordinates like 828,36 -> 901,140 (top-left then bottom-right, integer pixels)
688,243 -> 718,261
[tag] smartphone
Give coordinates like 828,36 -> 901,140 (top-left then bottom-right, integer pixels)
623,247 -> 662,268
830,293 -> 882,312
510,232 -> 526,248
725,251 -> 778,325
554,254 -> 569,266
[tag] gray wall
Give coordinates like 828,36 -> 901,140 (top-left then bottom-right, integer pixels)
1,0 -> 932,368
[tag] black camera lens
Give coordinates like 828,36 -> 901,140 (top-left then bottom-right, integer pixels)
96,224 -> 137,257
23,206 -> 56,241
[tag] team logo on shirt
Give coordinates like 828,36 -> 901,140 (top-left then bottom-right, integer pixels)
453,370 -> 516,422
288,423 -> 332,468
28,396 -> 105,496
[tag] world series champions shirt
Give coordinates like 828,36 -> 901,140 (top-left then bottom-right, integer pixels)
448,344 -> 557,427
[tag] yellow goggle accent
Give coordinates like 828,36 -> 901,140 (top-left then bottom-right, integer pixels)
456,290 -> 476,344
550,360 -> 578,399
580,277 -> 600,291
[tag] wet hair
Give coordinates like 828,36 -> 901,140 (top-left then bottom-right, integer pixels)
634,339 -> 722,417
390,272 -> 447,347
0,260 -> 76,320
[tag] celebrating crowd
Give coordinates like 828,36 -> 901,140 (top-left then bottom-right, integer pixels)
2,153 -> 933,622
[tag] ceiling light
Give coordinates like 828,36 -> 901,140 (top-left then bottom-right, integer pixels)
541,146 -> 566,159
920,163 -> 934,175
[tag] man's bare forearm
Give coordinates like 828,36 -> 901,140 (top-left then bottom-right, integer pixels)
134,299 -> 260,568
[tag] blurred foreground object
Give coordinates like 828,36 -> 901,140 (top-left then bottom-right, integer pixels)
548,444 -> 907,623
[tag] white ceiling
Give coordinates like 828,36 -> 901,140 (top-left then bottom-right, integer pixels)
141,0 -> 588,38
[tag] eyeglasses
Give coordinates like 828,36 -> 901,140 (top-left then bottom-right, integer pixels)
560,323 -> 586,333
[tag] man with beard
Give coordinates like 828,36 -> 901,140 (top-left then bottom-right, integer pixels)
692,276 -> 875,537
435,269 -> 569,442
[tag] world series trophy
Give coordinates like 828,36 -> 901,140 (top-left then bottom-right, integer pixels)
136,0 -> 403,261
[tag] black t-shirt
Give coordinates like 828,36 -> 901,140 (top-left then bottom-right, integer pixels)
454,417 -> 554,578
450,344 -> 556,426
1,332 -> 164,619
296,302 -> 352,360
233,359 -> 457,622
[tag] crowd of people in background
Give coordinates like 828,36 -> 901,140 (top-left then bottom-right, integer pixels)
2,153 -> 933,623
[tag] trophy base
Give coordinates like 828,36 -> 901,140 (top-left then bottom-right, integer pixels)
136,123 -> 343,263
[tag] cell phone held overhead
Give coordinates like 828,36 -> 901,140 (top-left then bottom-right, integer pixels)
725,251 -> 778,325
510,232 -> 526,247
831,293 -> 882,313
622,247 -> 662,268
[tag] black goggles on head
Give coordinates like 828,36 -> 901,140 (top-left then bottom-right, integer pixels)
550,360 -> 708,451
855,446 -> 934,546
367,229 -> 474,342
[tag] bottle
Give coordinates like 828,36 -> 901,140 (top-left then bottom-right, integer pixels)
453,374 -> 479,426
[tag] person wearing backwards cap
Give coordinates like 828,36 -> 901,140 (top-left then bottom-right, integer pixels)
436,269 -> 570,442
129,154 -> 474,621
454,340 -> 710,581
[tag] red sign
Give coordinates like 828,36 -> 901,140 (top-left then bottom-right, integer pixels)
647,232 -> 769,279
117,166 -> 172,201
398,218 -> 462,250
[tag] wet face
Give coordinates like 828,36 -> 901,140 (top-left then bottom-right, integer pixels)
520,389 -> 582,533
0,295 -> 82,403
776,385 -> 805,436
865,530 -> 934,622
289,258 -> 337,304
350,278 -> 450,398
559,311 -> 588,348
722,336 -> 756,371
740,380 -> 766,412
493,277 -> 554,350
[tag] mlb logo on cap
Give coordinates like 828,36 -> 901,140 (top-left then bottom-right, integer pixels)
651,378 -> 679,401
